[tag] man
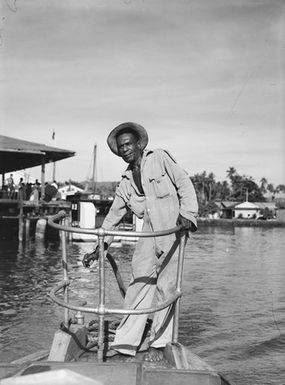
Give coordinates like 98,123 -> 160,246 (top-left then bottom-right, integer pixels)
6,174 -> 15,198
83,122 -> 198,361
18,177 -> 26,200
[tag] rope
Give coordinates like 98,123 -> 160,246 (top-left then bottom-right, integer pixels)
106,252 -> 126,298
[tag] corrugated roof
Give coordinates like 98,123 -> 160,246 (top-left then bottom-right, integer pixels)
0,135 -> 75,173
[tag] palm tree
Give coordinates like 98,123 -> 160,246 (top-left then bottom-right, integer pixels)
207,172 -> 215,202
226,167 -> 237,182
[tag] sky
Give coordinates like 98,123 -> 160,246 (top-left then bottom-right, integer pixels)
1,0 -> 284,186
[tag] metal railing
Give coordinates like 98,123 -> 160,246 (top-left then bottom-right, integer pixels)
48,210 -> 187,362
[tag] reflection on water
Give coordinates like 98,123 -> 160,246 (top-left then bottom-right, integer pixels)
0,227 -> 285,385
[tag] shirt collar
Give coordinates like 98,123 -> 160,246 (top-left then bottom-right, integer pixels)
121,149 -> 153,179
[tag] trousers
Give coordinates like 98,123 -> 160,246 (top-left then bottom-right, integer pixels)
111,217 -> 182,356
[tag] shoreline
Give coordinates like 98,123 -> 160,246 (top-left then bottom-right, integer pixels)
197,218 -> 285,228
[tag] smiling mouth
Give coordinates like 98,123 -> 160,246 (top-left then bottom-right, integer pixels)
123,153 -> 133,163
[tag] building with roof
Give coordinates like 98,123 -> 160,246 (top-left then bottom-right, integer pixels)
0,135 -> 75,240
233,201 -> 260,219
215,201 -> 237,219
233,201 -> 276,219
213,200 -> 277,220
0,135 -> 75,199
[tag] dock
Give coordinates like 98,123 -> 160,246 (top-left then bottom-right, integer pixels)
0,134 -> 76,241
0,198 -> 72,241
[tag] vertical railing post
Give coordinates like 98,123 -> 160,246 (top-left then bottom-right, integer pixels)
61,217 -> 69,326
97,228 -> 106,362
172,230 -> 187,343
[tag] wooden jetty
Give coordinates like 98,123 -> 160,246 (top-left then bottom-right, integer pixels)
0,134 -> 75,241
0,198 -> 72,241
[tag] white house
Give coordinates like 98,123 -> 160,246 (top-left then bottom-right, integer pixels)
233,201 -> 276,219
233,201 -> 260,219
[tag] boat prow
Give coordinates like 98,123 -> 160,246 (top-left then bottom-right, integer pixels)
0,342 -> 232,385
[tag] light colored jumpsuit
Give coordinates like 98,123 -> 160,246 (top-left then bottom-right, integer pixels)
102,148 -> 198,355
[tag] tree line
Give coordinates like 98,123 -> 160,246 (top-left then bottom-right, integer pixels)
191,167 -> 285,217
65,167 -> 285,217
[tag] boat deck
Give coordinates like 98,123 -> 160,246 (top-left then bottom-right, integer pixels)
1,359 -> 225,385
0,340 -> 232,385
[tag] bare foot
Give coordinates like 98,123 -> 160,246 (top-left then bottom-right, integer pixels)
105,349 -> 120,358
105,349 -> 133,358
143,347 -> 164,362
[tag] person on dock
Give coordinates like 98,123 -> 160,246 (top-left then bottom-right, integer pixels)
6,174 -> 15,199
29,183 -> 39,203
18,177 -> 26,200
82,122 -> 198,362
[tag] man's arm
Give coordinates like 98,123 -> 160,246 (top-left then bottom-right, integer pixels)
102,192 -> 128,245
162,150 -> 198,232
82,188 -> 128,267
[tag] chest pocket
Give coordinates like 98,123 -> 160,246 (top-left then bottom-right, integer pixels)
149,172 -> 170,198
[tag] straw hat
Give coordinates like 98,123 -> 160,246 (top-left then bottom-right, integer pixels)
107,122 -> 149,156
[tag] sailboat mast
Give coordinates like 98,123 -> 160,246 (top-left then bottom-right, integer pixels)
92,144 -> 97,193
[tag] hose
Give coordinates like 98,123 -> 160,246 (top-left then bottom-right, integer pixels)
105,252 -> 126,298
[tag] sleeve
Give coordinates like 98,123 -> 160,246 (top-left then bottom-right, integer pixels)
162,150 -> 198,231
101,184 -> 128,246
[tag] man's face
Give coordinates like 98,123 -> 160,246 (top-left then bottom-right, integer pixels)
116,132 -> 141,164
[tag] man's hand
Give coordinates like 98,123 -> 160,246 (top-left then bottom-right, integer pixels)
82,247 -> 99,268
82,242 -> 109,268
176,214 -> 191,229
176,214 -> 196,232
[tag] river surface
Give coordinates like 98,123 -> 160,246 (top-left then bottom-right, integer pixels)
0,226 -> 285,385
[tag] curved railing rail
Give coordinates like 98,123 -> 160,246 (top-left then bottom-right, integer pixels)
48,210 -> 180,238
48,210 -> 187,362
50,279 -> 181,315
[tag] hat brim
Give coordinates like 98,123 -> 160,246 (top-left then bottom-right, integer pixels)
107,122 -> 148,156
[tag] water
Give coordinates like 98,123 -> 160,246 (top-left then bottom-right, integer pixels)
0,226 -> 285,384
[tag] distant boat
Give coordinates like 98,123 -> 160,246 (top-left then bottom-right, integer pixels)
70,197 -> 112,242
